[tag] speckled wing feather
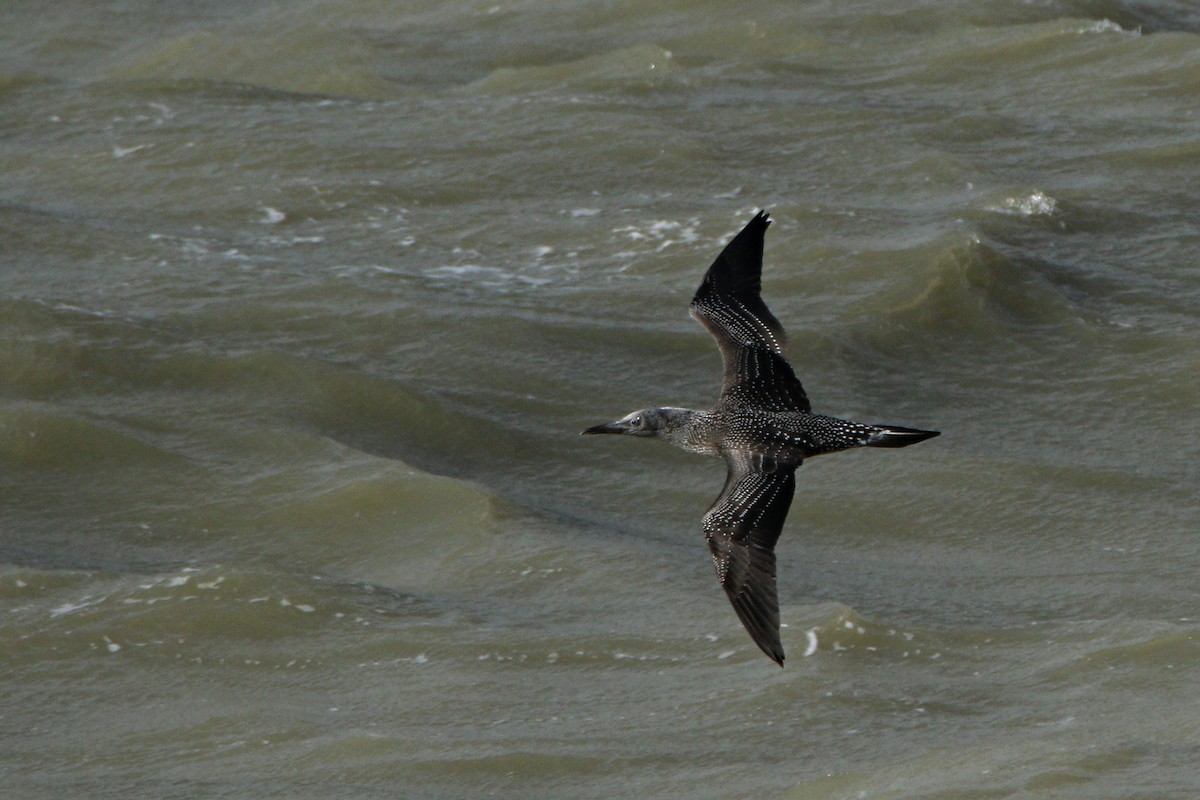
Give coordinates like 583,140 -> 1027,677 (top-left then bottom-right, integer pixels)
689,211 -> 811,413
703,450 -> 797,666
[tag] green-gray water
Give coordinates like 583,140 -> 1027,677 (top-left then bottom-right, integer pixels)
3,2 -> 1198,798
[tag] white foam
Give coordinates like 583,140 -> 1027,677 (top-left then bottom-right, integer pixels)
51,596 -> 105,618
1079,19 -> 1140,36
258,235 -> 324,246
427,264 -> 507,278
112,143 -> 152,159
996,190 -> 1057,217
52,303 -> 110,318
260,207 -> 286,224
425,263 -> 552,289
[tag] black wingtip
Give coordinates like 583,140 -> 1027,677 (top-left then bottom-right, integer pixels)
698,209 -> 774,300
763,640 -> 785,667
726,590 -> 787,668
751,639 -> 784,667
728,209 -> 771,247
747,209 -> 771,233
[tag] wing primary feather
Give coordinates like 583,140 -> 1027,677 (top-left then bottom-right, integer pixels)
689,212 -> 810,413
703,453 -> 796,666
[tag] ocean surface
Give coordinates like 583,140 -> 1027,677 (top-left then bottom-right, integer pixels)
3,1 -> 1199,798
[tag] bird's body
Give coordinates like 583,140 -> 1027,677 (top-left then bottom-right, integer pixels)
583,211 -> 939,666
642,407 -> 925,460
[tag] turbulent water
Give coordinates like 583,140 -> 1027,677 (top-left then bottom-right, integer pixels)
3,1 -> 1199,798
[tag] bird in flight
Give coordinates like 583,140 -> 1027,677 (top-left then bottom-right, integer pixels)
583,211 -> 939,666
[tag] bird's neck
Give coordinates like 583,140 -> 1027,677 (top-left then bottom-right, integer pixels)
657,408 -> 720,455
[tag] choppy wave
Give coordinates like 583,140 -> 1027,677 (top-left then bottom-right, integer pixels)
0,562 -> 455,674
0,71 -> 49,94
846,232 -> 1087,352
464,44 -> 685,94
109,26 -> 399,99
0,403 -> 186,470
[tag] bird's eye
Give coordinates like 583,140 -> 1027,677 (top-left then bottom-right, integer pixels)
631,416 -> 642,427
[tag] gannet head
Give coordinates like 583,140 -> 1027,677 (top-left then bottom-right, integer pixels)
581,407 -> 692,438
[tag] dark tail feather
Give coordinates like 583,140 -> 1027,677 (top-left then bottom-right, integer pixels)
866,425 -> 940,448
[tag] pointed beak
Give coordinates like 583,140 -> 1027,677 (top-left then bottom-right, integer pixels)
581,421 -> 626,435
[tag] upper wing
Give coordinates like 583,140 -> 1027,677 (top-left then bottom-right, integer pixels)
703,450 -> 798,666
688,211 -> 810,413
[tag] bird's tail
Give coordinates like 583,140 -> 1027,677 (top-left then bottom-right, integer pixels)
866,425 -> 940,448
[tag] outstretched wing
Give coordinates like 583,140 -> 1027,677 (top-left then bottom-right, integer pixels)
689,211 -> 810,413
703,450 -> 797,666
